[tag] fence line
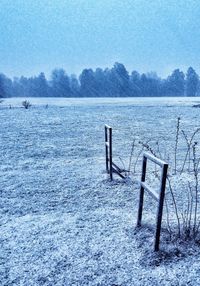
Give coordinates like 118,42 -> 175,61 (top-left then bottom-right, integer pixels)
105,125 -> 168,251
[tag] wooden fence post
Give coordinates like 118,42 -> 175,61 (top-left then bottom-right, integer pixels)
104,125 -> 126,181
154,163 -> 168,251
109,127 -> 113,180
136,152 -> 168,251
105,125 -> 109,173
137,155 -> 147,227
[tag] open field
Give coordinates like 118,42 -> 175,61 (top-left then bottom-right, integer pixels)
1,97 -> 200,285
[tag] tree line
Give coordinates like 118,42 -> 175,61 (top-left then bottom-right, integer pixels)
0,63 -> 199,98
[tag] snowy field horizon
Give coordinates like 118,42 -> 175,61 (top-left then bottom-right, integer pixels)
2,96 -> 200,108
1,97 -> 200,285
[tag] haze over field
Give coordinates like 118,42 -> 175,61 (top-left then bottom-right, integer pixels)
1,0 -> 200,78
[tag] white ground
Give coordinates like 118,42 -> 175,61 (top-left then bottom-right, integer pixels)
1,97 -> 200,285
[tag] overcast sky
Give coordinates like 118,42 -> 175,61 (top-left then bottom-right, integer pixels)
1,0 -> 200,78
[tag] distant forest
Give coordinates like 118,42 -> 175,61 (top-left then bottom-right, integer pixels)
0,63 -> 199,97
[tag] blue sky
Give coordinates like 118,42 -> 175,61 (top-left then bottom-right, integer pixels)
0,0 -> 200,78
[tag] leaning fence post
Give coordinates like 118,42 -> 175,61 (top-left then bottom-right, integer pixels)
137,155 -> 147,227
109,127 -> 113,180
105,126 -> 109,173
154,163 -> 168,251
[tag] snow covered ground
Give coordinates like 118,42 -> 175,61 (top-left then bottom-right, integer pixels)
1,97 -> 200,285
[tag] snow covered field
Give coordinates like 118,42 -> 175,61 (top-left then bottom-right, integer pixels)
1,97 -> 200,285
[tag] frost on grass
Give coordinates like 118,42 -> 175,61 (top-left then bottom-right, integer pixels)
1,98 -> 200,285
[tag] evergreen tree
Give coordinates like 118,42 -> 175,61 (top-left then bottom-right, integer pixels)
165,69 -> 185,96
130,71 -> 141,96
51,69 -> 71,97
0,74 -> 5,97
70,74 -> 80,97
186,67 -> 199,97
0,73 -> 13,97
79,69 -> 97,97
109,62 -> 130,97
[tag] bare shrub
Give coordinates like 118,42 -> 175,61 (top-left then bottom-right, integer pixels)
22,100 -> 31,109
165,125 -> 200,241
127,118 -> 200,242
